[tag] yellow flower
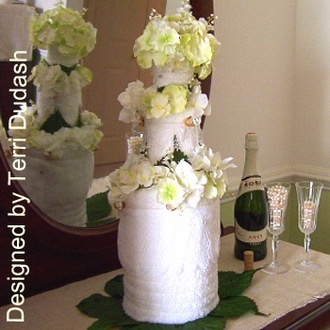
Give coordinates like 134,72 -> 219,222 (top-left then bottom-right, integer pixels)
148,93 -> 171,119
157,178 -> 185,207
162,85 -> 188,114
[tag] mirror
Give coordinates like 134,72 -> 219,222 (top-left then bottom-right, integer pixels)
0,0 -> 214,249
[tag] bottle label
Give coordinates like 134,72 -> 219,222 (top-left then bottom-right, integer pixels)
237,175 -> 263,198
235,222 -> 267,244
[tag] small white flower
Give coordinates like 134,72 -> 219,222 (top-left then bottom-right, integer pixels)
131,158 -> 155,187
118,81 -> 145,124
204,181 -> 219,199
174,160 -> 198,189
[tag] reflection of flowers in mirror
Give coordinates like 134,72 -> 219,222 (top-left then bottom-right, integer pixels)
30,1 -> 96,59
5,2 -> 100,227
8,106 -> 102,159
7,1 -> 102,159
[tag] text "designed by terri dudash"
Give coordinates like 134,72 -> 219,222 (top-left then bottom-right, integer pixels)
6,50 -> 31,323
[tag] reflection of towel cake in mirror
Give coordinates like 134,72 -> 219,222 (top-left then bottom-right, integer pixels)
108,1 -> 234,324
8,4 -> 102,227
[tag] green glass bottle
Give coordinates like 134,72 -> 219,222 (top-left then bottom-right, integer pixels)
234,133 -> 268,261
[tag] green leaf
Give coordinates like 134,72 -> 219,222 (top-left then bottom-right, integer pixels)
172,149 -> 188,163
77,270 -> 267,330
211,296 -> 266,318
121,324 -> 177,329
77,294 -> 124,322
43,59 -> 77,76
104,275 -> 124,298
180,316 -> 226,330
76,113 -> 83,127
60,63 -> 78,75
88,319 -> 114,330
218,269 -> 260,298
86,191 -> 112,222
88,318 -> 141,330
40,110 -> 73,133
77,293 -> 140,328
86,216 -> 118,228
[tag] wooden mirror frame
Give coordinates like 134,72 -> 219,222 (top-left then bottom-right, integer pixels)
0,0 -> 214,305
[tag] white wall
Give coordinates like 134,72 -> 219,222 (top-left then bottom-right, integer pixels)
293,0 -> 330,180
166,0 -> 182,15
22,0 -> 62,11
22,0 -> 82,12
205,0 -> 297,190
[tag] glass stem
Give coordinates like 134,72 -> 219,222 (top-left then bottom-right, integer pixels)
272,234 -> 279,264
304,234 -> 311,264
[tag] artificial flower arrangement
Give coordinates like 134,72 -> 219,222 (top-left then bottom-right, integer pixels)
6,2 -> 104,227
118,80 -> 210,125
107,1 -> 234,211
8,2 -> 102,159
117,0 -> 219,126
133,1 -> 219,80
29,3 -> 96,59
10,105 -> 102,159
109,144 -> 234,211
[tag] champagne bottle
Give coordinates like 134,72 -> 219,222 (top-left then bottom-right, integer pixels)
234,133 -> 268,261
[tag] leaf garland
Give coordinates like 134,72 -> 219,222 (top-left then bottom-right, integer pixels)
77,269 -> 267,330
43,58 -> 78,75
40,110 -> 72,133
39,102 -> 85,134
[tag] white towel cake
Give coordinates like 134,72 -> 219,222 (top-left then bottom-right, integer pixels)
108,1 -> 234,324
118,189 -> 220,324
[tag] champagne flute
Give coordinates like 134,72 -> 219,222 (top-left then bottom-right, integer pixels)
263,182 -> 291,275
293,181 -> 323,273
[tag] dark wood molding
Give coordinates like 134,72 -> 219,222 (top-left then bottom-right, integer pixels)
191,0 -> 214,129
263,294 -> 330,329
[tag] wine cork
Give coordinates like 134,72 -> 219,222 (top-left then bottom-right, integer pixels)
244,251 -> 254,271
